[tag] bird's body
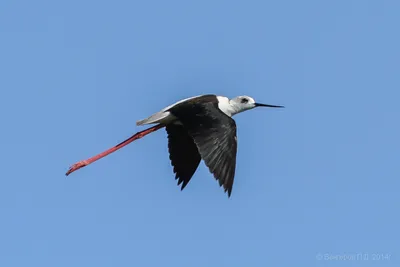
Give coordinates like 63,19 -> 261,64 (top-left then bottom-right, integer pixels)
136,95 -> 235,126
66,94 -> 283,197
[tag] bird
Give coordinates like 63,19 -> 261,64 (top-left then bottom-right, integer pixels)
66,94 -> 284,197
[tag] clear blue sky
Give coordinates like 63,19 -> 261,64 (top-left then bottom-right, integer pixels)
1,0 -> 399,266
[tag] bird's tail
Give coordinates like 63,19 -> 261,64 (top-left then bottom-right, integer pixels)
136,111 -> 172,126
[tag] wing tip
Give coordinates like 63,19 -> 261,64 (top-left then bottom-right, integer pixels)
225,186 -> 232,198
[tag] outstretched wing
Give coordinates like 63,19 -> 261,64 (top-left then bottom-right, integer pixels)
166,124 -> 201,190
167,99 -> 238,197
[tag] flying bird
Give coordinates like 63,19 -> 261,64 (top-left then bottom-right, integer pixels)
66,94 -> 283,197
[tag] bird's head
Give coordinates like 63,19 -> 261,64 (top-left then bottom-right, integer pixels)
229,95 -> 284,115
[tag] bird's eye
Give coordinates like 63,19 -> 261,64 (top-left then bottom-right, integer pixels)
241,98 -> 248,104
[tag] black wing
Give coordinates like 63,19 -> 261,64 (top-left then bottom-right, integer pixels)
168,99 -> 238,197
166,124 -> 201,190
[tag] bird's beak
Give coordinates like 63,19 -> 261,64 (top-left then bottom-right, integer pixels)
254,103 -> 284,108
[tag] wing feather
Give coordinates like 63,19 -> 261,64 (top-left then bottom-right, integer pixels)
168,100 -> 238,196
166,124 -> 201,190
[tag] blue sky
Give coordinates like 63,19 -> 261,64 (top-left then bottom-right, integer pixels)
1,0 -> 399,266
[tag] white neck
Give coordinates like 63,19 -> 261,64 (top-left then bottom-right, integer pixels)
216,96 -> 240,117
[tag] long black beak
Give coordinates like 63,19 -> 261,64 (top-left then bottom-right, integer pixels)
255,103 -> 284,108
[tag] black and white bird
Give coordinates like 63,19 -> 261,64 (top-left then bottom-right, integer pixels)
66,94 -> 283,197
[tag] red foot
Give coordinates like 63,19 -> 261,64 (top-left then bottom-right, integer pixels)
65,124 -> 164,176
65,160 -> 89,176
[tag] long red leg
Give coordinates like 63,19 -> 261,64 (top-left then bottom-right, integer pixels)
66,124 -> 165,176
